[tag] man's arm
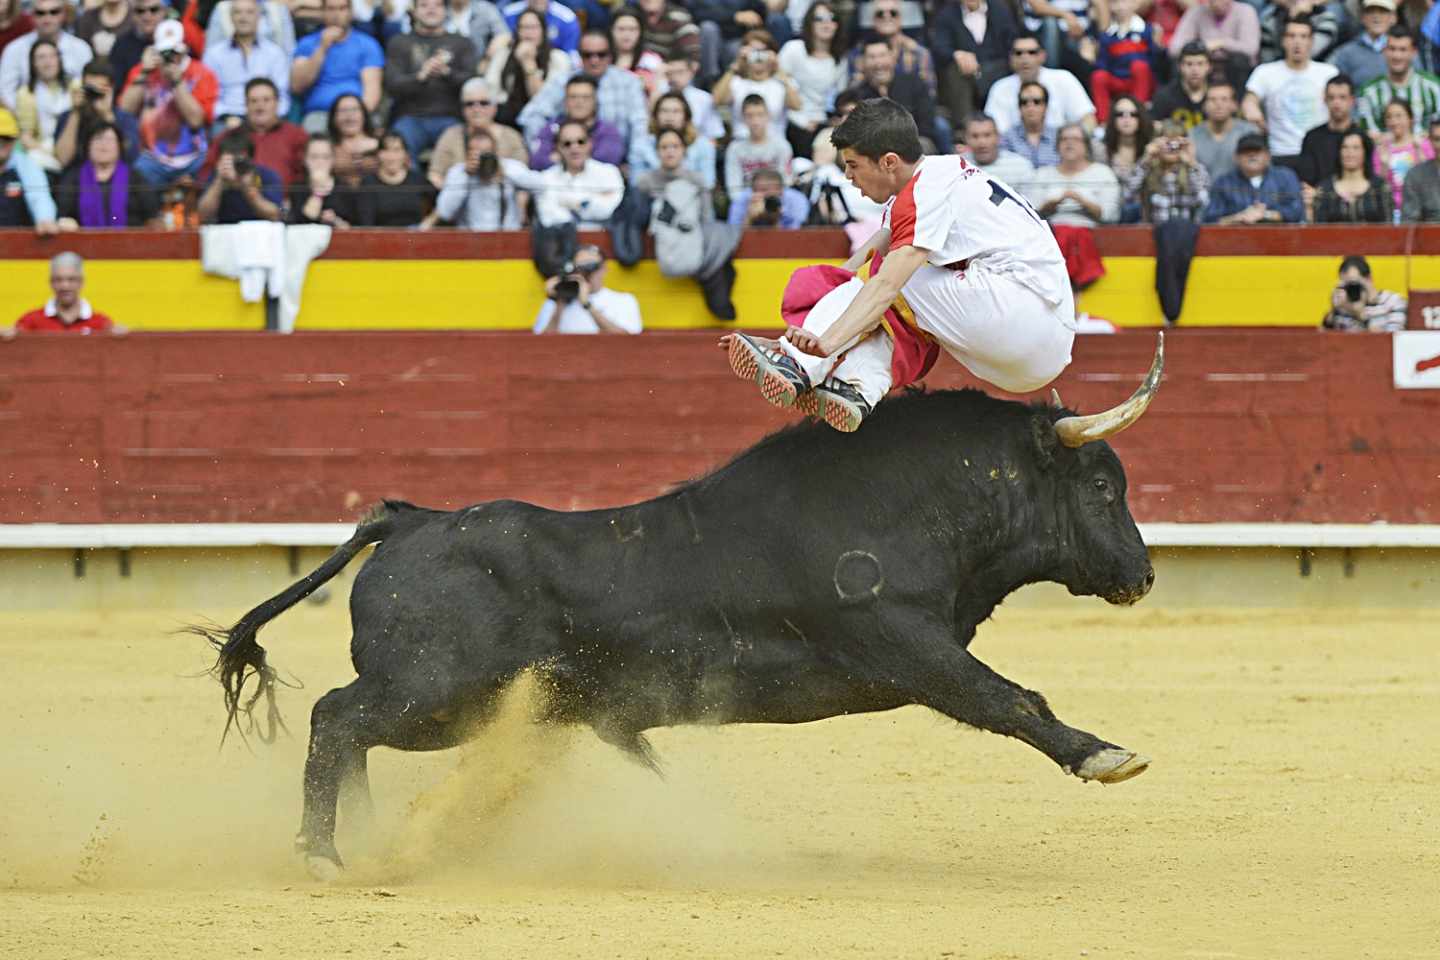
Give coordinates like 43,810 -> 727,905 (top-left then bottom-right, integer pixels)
361,66 -> 382,112
804,244 -> 930,356
290,37 -> 329,95
197,172 -> 227,222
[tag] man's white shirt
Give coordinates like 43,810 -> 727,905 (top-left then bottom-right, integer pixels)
1245,59 -> 1338,156
983,67 -> 1095,134
532,288 -> 643,334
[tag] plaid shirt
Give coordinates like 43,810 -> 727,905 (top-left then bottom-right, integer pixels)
845,35 -> 937,98
517,66 -> 652,169
1126,160 -> 1211,222
1357,70 -> 1440,136
1000,125 -> 1060,169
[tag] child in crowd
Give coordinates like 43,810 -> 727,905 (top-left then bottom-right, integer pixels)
724,93 -> 793,197
1089,0 -> 1161,123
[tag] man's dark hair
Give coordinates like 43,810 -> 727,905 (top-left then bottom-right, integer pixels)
565,74 -> 599,93
81,57 -> 111,80
1207,79 -> 1236,98
1010,31 -> 1041,53
1019,80 -> 1048,104
1386,24 -> 1416,45
830,97 -> 922,162
1179,40 -> 1209,61
244,76 -> 279,98
750,167 -> 784,188
741,93 -> 768,112
1340,255 -> 1371,277
1325,73 -> 1354,95
965,111 -> 997,131
832,87 -> 863,115
860,31 -> 890,53
579,28 -> 611,54
221,129 -> 255,157
1284,14 -> 1313,34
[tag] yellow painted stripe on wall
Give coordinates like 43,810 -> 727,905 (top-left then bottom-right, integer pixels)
4,254 -> 1436,331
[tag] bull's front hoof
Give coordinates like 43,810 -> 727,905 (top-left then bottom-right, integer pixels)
306,855 -> 344,883
1073,748 -> 1150,784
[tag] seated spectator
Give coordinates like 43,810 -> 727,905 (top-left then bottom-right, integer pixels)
1191,80 -> 1257,180
197,126 -> 284,222
844,0 -> 936,95
0,105 -> 58,233
327,92 -> 379,186
0,0 -> 30,63
714,29 -> 801,143
1258,0 -> 1339,65
1021,0 -> 1099,85
1028,123 -> 1121,226
631,90 -> 718,188
1372,98 -> 1436,211
725,92 -> 793,194
202,0 -> 291,126
0,0 -> 92,110
692,0 -> 793,88
1150,40 -> 1209,131
54,121 -> 162,227
531,75 -> 626,170
1205,130 -> 1304,222
1401,118 -> 1440,221
932,0 -> 1019,130
1243,16 -> 1337,168
1000,80 -> 1059,168
1322,254 -> 1406,332
107,0 -> 164,93
534,243 -> 642,334
635,123 -> 706,193
1296,74 -> 1357,186
1166,0 -> 1261,80
385,0 -> 475,167
1311,126 -> 1392,222
726,165 -> 809,227
1089,0 -> 1160,124
846,33 -> 938,148
484,9 -> 567,130
1329,0 -> 1397,90
500,118 -> 625,228
443,0 -> 507,64
205,0 -> 298,57
354,131 -> 436,226
984,33 -> 1096,135
959,111 -> 1035,193
1094,93 -> 1153,183
662,54 -> 726,141
636,0 -> 701,66
291,0 -> 324,39
202,77 -> 308,188
611,8 -> 665,97
1127,119 -> 1212,222
54,58 -> 142,171
290,0 -> 384,134
435,128 -> 523,228
8,253 -> 116,335
77,0 -> 137,61
501,0 -> 580,56
288,133 -> 362,226
1357,27 -> 1440,135
518,29 -> 650,168
14,38 -> 67,171
779,1 -> 847,160
117,20 -> 219,185
427,76 -> 528,188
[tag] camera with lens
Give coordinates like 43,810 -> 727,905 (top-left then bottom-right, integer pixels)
1343,281 -> 1365,302
746,49 -> 771,66
763,194 -> 781,214
551,258 -> 603,304
83,84 -> 105,101
160,49 -> 183,65
475,151 -> 498,180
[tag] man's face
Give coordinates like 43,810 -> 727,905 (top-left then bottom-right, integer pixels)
1324,83 -> 1354,123
752,174 -> 782,199
1384,36 -> 1415,77
467,133 -> 495,165
840,148 -> 897,203
1282,24 -> 1312,62
1361,6 -> 1395,37
1236,148 -> 1269,178
1110,0 -> 1134,24
872,0 -> 901,37
132,0 -> 165,38
231,0 -> 259,38
656,132 -> 684,168
30,0 -> 65,40
463,87 -> 496,130
322,0 -> 352,31
664,58 -> 694,90
564,84 -> 597,122
1338,265 -> 1372,295
574,250 -> 606,290
861,42 -> 895,85
1019,85 -> 1047,129
1180,53 -> 1209,88
1057,127 -> 1086,163
415,0 -> 446,31
742,103 -> 768,137
1010,39 -> 1043,81
557,124 -> 591,169
578,38 -> 612,78
51,264 -> 83,306
1204,85 -> 1236,122
965,120 -> 999,163
246,84 -> 279,127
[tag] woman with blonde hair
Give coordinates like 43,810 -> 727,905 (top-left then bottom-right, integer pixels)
1125,118 -> 1211,223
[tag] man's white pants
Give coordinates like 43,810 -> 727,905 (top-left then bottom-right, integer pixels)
779,265 -> 1077,406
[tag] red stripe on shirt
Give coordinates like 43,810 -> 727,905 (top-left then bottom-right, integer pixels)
888,172 -> 919,249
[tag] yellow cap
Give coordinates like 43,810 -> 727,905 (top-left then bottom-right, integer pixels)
0,106 -> 18,139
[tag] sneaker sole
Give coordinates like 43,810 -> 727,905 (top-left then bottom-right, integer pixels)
727,334 -> 801,408
799,389 -> 865,433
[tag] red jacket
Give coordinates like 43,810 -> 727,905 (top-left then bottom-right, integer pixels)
16,305 -> 114,333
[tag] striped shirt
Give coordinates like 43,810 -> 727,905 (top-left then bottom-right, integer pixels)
1357,70 -> 1440,136
1323,289 -> 1407,332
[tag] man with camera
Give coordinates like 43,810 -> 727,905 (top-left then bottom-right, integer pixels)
118,18 -> 219,185
533,243 -> 642,334
727,166 -> 809,227
53,58 -> 143,171
1323,255 -> 1407,332
435,129 -> 521,229
197,128 -> 283,223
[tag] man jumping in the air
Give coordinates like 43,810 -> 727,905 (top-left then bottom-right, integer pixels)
723,97 -> 1076,432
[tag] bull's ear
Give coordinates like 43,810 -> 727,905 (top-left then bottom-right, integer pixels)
1029,411 -> 1060,469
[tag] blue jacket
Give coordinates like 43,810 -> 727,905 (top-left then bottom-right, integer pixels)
1204,165 -> 1304,223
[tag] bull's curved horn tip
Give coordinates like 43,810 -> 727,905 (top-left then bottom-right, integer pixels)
1050,388 -> 1063,408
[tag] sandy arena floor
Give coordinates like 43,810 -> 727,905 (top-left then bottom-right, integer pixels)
0,603 -> 1436,959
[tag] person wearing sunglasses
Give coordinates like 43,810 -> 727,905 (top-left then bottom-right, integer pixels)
0,0 -> 94,110
518,29 -> 650,169
849,33 -> 938,149
982,33 -> 1095,137
533,242 -> 643,335
106,0 -> 170,92
500,117 -> 624,228
530,74 -> 625,170
427,76 -> 529,189
843,0 -> 935,99
1000,80 -> 1060,168
74,0 -> 137,60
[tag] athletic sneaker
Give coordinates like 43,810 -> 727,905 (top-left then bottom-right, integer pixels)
726,333 -> 811,408
795,377 -> 873,433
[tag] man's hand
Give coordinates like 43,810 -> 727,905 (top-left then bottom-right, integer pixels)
140,46 -> 161,74
34,220 -> 60,237
954,50 -> 979,76
783,324 -> 826,356
163,59 -> 187,86
320,26 -> 345,48
733,9 -> 763,28
217,154 -> 239,184
1063,11 -> 1084,38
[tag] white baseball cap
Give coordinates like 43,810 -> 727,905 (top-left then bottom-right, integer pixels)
1361,0 -> 1396,10
154,19 -> 186,53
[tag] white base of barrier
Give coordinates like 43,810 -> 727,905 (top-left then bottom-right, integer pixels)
0,522 -> 1439,550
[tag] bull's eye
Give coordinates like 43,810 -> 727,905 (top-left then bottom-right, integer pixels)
1092,478 -> 1109,491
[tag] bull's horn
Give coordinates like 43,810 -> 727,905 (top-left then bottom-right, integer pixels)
1050,388 -> 1064,408
1053,332 -> 1164,448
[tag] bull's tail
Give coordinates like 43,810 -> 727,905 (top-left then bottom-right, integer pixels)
186,500 -> 413,746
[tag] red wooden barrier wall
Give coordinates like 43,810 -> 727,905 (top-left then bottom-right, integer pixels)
2,330 -> 1437,525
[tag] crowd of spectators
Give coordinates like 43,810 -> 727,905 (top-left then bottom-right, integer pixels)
0,0 -> 1438,239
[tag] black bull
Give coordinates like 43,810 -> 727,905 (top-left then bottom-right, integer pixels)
195,338 -> 1164,876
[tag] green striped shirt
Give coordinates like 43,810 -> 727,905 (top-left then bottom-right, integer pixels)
1357,70 -> 1440,135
